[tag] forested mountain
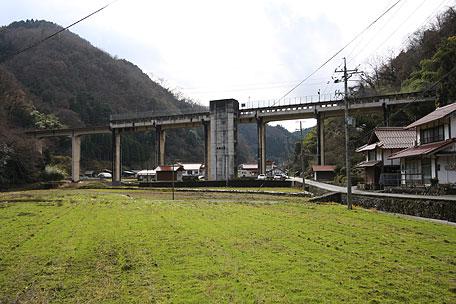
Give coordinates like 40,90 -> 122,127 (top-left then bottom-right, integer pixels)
297,6 -> 456,182
0,20 -> 296,188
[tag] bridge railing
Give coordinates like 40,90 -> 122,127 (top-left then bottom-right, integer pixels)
110,107 -> 209,122
242,87 -> 435,110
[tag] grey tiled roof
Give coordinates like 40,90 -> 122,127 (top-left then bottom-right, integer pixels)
406,103 -> 456,129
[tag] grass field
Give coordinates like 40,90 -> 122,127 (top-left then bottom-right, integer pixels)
0,188 -> 455,303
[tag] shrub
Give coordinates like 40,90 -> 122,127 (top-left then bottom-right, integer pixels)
41,165 -> 66,181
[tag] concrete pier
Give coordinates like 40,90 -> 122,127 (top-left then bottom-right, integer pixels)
112,130 -> 121,185
209,99 -> 239,181
256,118 -> 266,174
155,126 -> 166,166
71,135 -> 81,182
316,112 -> 325,165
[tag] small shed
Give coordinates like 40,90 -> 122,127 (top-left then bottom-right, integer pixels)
155,165 -> 184,182
312,165 -> 336,181
137,170 -> 156,182
84,170 -> 96,177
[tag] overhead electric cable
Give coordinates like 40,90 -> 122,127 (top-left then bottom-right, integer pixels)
345,0 -> 406,64
347,0 -> 410,65
0,0 -> 119,65
274,0 -> 403,105
349,0 -> 429,66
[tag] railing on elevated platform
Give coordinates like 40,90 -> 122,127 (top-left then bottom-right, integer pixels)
240,87 -> 436,110
109,88 -> 436,122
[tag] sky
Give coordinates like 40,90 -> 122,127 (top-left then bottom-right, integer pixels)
1,0 -> 454,131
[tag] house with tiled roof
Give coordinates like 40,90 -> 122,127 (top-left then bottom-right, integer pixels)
356,127 -> 416,187
389,103 -> 456,186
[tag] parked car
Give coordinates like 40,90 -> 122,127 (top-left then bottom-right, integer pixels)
257,174 -> 266,180
98,172 -> 112,179
273,174 -> 284,181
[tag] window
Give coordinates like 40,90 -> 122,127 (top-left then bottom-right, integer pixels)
368,150 -> 375,161
420,125 -> 444,144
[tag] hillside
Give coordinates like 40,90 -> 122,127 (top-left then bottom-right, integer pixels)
0,20 -> 297,187
296,6 -> 456,181
0,20 -> 200,127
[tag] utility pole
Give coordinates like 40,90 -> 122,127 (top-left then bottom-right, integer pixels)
300,121 -> 305,191
335,58 -> 361,210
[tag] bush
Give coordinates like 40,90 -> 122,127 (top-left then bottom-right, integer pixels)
41,165 -> 66,181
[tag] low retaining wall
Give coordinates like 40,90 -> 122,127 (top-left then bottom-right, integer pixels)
139,180 -> 293,188
308,184 -> 456,222
342,193 -> 456,223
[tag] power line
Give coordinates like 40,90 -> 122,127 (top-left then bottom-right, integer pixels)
345,0 -> 408,64
0,0 -> 119,65
348,0 -> 432,66
347,0 -> 410,65
275,0 -> 404,105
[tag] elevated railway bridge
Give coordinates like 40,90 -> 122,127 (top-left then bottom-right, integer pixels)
26,91 -> 436,184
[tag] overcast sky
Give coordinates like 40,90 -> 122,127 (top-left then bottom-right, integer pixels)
1,0 -> 454,130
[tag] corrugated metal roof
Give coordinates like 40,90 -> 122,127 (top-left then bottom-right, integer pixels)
356,160 -> 381,168
406,103 -> 456,129
137,170 -> 156,175
389,138 -> 456,159
312,165 -> 336,172
177,163 -> 203,170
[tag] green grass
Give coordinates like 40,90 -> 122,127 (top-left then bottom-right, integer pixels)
184,187 -> 305,193
0,189 -> 455,303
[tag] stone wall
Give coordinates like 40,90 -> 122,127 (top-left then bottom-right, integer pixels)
342,193 -> 456,222
308,184 -> 456,222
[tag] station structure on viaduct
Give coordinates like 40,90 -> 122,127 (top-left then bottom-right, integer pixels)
27,91 -> 436,185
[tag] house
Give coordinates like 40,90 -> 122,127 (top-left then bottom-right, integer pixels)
83,170 -> 96,178
238,163 -> 258,178
237,161 -> 283,178
137,170 -> 156,182
155,165 -> 184,182
389,103 -> 456,186
176,163 -> 204,180
266,161 -> 284,177
122,170 -> 137,178
356,127 -> 416,187
312,165 -> 336,181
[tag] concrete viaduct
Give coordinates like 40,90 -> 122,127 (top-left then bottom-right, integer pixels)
26,91 -> 436,185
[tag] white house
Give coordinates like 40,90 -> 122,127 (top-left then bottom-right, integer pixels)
238,163 -> 258,178
389,103 -> 456,186
176,163 -> 204,179
356,127 -> 416,186
137,169 -> 156,182
238,161 -> 283,178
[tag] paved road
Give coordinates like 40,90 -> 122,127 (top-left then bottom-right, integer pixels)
290,178 -> 456,225
291,178 -> 456,202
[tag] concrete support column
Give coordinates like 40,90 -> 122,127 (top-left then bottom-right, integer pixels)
35,139 -> 43,155
71,134 -> 81,182
383,103 -> 390,127
203,121 -> 210,180
316,112 -> 325,165
257,118 -> 266,175
112,130 -> 121,186
209,99 -> 239,181
155,126 -> 166,166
